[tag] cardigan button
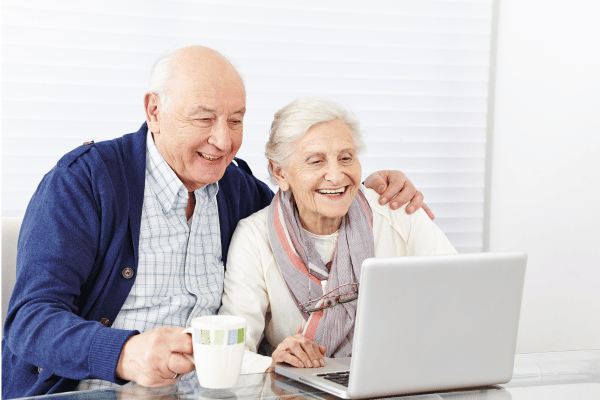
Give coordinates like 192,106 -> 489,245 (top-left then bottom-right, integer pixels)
83,141 -> 93,145
122,268 -> 134,279
99,318 -> 110,327
38,367 -> 43,374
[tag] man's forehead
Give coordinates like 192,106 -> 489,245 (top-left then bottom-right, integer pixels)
172,70 -> 246,115
187,104 -> 246,116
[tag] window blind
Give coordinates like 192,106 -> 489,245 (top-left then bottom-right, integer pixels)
2,0 -> 495,253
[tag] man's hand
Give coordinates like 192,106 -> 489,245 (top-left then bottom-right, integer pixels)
266,334 -> 327,372
364,170 -> 434,220
116,326 -> 195,387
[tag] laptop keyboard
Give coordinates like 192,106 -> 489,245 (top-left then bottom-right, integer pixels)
317,371 -> 350,387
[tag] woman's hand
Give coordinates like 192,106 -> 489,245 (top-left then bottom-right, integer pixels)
266,334 -> 327,372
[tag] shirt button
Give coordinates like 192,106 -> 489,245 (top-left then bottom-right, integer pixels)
122,268 -> 134,279
99,318 -> 110,327
83,141 -> 93,145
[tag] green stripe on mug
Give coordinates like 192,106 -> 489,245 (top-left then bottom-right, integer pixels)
227,328 -> 245,345
196,328 -> 244,345
214,330 -> 225,345
200,329 -> 211,345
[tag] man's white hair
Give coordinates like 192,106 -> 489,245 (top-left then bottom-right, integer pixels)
147,45 -> 245,114
147,48 -> 178,113
265,97 -> 366,182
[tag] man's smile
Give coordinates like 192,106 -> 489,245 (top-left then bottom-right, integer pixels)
198,152 -> 221,161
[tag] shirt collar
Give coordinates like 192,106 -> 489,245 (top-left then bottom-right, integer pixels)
146,132 -> 219,212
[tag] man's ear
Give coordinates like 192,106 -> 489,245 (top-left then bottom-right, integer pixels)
270,161 -> 290,191
144,92 -> 161,133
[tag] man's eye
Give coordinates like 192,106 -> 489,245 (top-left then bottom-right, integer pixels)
229,119 -> 243,127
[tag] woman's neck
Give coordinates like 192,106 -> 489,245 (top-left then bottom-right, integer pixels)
300,216 -> 342,236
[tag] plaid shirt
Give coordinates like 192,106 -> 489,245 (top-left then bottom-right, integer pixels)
78,133 -> 222,390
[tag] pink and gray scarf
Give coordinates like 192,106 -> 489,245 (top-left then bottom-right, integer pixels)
267,187 -> 375,357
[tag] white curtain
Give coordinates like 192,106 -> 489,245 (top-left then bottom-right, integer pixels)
1,0 -> 495,252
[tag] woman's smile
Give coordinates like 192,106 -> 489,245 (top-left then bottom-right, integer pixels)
316,187 -> 347,195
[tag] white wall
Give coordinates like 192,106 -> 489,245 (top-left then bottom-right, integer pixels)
490,0 -> 600,352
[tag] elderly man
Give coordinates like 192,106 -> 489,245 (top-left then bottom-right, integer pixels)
2,46 -> 429,398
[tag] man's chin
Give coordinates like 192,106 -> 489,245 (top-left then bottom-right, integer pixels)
188,169 -> 228,190
186,156 -> 237,189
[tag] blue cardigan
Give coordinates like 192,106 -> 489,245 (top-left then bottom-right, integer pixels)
2,124 -> 274,399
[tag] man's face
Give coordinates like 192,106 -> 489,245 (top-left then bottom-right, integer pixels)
148,53 -> 246,191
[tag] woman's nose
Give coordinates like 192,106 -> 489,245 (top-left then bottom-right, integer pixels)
324,163 -> 343,184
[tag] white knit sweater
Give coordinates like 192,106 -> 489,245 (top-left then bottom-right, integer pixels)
219,186 -> 457,374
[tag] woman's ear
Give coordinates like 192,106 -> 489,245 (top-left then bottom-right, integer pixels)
270,161 -> 290,191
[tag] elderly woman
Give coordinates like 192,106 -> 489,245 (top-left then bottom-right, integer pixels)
219,97 -> 456,374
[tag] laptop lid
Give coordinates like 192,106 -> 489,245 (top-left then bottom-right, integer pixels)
276,252 -> 527,399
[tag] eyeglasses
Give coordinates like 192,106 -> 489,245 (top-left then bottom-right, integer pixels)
300,283 -> 359,314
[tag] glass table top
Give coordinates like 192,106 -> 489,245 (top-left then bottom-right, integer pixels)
15,350 -> 600,400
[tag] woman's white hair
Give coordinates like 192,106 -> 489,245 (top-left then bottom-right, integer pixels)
265,97 -> 365,182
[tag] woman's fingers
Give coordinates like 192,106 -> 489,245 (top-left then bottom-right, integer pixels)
273,348 -> 306,368
289,337 -> 325,368
269,335 -> 327,370
318,345 -> 328,356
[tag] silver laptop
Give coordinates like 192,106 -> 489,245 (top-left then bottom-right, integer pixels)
275,252 -> 527,399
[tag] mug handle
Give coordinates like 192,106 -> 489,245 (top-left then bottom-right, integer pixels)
182,327 -> 196,364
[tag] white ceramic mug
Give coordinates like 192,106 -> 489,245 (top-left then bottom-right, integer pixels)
183,315 -> 246,389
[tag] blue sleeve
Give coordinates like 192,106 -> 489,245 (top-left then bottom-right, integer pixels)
4,162 -> 136,384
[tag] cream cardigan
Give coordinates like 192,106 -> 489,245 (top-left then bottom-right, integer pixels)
219,186 -> 457,374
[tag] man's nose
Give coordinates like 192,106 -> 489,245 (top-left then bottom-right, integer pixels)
208,120 -> 232,151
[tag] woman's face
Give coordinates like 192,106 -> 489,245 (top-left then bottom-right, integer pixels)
272,118 -> 362,235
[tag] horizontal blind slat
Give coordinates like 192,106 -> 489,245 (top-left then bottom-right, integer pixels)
2,0 -> 494,252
